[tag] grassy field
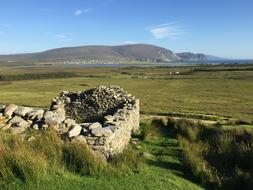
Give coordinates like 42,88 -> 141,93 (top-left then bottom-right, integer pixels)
0,64 -> 253,121
0,64 -> 253,189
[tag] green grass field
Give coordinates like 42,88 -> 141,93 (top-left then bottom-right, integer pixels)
0,65 -> 253,121
0,64 -> 253,190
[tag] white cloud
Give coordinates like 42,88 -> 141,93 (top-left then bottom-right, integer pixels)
74,8 -> 92,16
147,22 -> 185,39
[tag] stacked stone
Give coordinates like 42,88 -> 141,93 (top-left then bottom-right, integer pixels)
0,85 -> 140,159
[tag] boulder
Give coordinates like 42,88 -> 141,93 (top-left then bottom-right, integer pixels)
68,124 -> 82,137
4,104 -> 18,118
87,122 -> 102,130
64,118 -> 76,127
27,109 -> 44,120
91,127 -> 112,137
44,111 -> 65,126
14,106 -> 33,117
8,116 -> 29,128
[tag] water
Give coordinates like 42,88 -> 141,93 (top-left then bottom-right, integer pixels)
8,59 -> 253,68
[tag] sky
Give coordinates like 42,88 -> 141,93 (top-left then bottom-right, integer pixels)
0,0 -> 252,59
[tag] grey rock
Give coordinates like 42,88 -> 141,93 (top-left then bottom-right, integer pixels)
64,118 -> 76,127
88,122 -> 102,130
8,116 -> 29,128
91,127 -> 112,137
4,104 -> 18,118
14,106 -> 33,117
44,111 -> 65,126
68,124 -> 82,137
27,109 -> 44,120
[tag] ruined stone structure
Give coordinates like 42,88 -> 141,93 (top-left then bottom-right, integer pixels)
0,86 -> 140,159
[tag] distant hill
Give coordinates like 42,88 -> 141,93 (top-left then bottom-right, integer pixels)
0,44 -> 180,63
176,52 -> 224,62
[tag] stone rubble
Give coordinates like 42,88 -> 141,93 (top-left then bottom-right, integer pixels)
0,85 -> 139,159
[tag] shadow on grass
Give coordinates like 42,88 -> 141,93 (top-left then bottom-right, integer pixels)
144,118 -> 206,188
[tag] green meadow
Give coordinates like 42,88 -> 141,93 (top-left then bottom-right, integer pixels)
0,64 -> 253,190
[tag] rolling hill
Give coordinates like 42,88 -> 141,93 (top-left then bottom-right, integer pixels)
0,44 -> 180,63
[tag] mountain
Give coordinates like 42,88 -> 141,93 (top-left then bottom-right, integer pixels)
176,52 -> 224,62
0,44 -> 180,63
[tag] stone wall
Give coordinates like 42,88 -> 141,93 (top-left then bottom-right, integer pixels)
0,86 -> 140,159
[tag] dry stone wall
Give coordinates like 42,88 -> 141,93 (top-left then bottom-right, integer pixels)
0,86 -> 139,159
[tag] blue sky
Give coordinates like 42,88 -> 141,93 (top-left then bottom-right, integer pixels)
0,0 -> 252,58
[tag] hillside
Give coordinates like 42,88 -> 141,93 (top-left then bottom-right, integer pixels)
176,52 -> 224,61
0,44 -> 180,63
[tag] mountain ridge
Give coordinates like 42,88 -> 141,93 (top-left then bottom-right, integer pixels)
0,44 -> 225,64
0,44 -> 180,63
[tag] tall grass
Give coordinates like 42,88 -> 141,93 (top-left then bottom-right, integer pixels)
171,118 -> 253,189
0,129 -> 146,183
0,132 -> 48,182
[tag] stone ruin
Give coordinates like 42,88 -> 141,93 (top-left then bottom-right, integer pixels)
0,86 -> 139,159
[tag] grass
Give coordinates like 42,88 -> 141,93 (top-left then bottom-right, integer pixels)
0,64 -> 252,189
0,119 -> 204,190
0,65 -> 253,121
171,118 -> 253,189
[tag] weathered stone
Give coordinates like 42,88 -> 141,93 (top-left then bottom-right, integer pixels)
68,124 -> 82,137
2,86 -> 140,160
8,116 -> 29,128
27,109 -> 44,120
14,106 -> 33,117
91,127 -> 112,137
4,104 -> 18,118
43,111 -> 54,119
64,118 -> 76,127
44,111 -> 65,126
88,122 -> 102,130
